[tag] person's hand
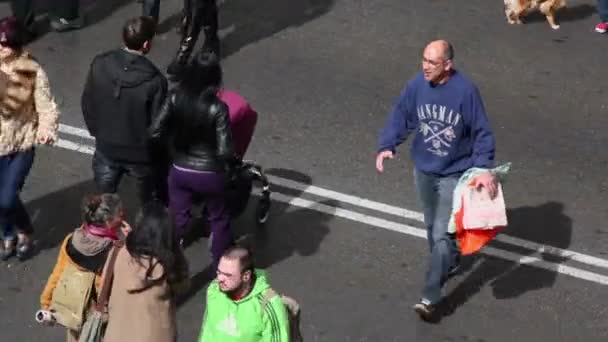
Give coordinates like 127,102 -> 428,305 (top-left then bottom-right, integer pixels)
46,309 -> 57,326
471,172 -> 498,199
37,132 -> 55,145
37,309 -> 56,326
375,150 -> 394,173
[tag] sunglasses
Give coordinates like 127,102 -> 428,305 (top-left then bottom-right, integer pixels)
0,40 -> 14,48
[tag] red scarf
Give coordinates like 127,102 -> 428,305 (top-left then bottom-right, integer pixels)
84,224 -> 119,241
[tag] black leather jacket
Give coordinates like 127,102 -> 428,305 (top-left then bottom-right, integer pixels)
149,92 -> 235,172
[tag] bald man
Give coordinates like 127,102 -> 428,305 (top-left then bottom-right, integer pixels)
376,40 -> 497,320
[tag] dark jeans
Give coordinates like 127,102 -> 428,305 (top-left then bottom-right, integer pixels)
51,0 -> 80,20
168,166 -> 231,271
142,0 -> 161,23
414,169 -> 460,305
10,0 -> 34,28
92,150 -> 156,206
0,150 -> 35,241
599,0 -> 608,22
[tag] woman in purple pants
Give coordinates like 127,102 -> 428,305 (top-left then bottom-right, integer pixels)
149,51 -> 235,271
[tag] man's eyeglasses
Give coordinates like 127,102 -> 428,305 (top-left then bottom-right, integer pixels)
422,57 -> 449,67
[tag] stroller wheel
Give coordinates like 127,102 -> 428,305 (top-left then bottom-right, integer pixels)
256,195 -> 271,225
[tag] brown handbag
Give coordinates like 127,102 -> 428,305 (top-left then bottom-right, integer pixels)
78,244 -> 122,342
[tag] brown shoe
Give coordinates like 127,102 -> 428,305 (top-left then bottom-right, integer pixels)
413,301 -> 436,321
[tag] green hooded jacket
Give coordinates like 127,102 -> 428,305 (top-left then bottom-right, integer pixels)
198,269 -> 290,342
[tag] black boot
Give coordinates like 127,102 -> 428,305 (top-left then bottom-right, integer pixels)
167,0 -> 199,79
177,0 -> 192,34
167,35 -> 196,79
200,0 -> 220,56
201,26 -> 220,56
176,11 -> 187,35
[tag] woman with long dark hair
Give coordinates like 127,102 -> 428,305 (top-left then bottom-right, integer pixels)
104,201 -> 189,342
150,50 -> 235,271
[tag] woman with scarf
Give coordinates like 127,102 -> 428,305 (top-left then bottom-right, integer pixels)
0,17 -> 59,260
39,194 -> 129,342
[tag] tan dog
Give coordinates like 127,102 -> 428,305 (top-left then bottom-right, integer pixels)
504,0 -> 566,30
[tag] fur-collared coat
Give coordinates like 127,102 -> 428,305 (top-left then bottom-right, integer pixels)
0,51 -> 59,156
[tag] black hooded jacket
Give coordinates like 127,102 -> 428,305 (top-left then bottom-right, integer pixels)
81,49 -> 167,163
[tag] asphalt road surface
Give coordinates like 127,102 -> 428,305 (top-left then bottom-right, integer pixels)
0,0 -> 607,341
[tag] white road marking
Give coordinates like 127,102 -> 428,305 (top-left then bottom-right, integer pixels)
58,124 -> 94,140
267,174 -> 608,271
54,124 -> 608,285
55,138 -> 95,155
269,192 -> 608,286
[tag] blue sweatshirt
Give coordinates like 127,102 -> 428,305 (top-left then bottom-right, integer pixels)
377,71 -> 495,176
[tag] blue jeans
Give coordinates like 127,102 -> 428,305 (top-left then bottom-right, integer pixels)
599,0 -> 608,22
0,150 -> 35,241
92,150 -> 156,206
414,169 -> 460,305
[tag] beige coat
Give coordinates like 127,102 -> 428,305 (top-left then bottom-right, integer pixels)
0,51 -> 59,156
103,248 -> 177,342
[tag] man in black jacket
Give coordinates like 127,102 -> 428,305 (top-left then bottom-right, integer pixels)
81,16 -> 168,205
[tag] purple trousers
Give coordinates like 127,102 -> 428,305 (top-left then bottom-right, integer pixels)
168,165 -> 231,269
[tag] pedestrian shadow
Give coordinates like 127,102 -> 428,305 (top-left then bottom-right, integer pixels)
439,201 -> 572,320
233,167 -> 332,269
80,0 -> 132,27
157,11 -> 182,35
522,4 -> 595,24
160,0 -> 334,59
254,169 -> 338,268
255,197 -> 335,267
176,168 -> 332,306
13,0 -> 132,44
22,178 -> 142,258
221,0 -> 334,58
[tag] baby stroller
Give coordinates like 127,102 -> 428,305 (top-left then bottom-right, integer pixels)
225,159 -> 271,225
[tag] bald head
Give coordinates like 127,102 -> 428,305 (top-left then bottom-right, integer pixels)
421,40 -> 454,84
425,40 -> 454,62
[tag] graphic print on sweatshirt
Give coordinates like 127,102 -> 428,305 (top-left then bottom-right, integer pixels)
217,313 -> 241,337
416,103 -> 461,157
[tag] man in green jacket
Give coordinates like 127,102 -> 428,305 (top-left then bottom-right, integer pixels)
199,246 -> 290,342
